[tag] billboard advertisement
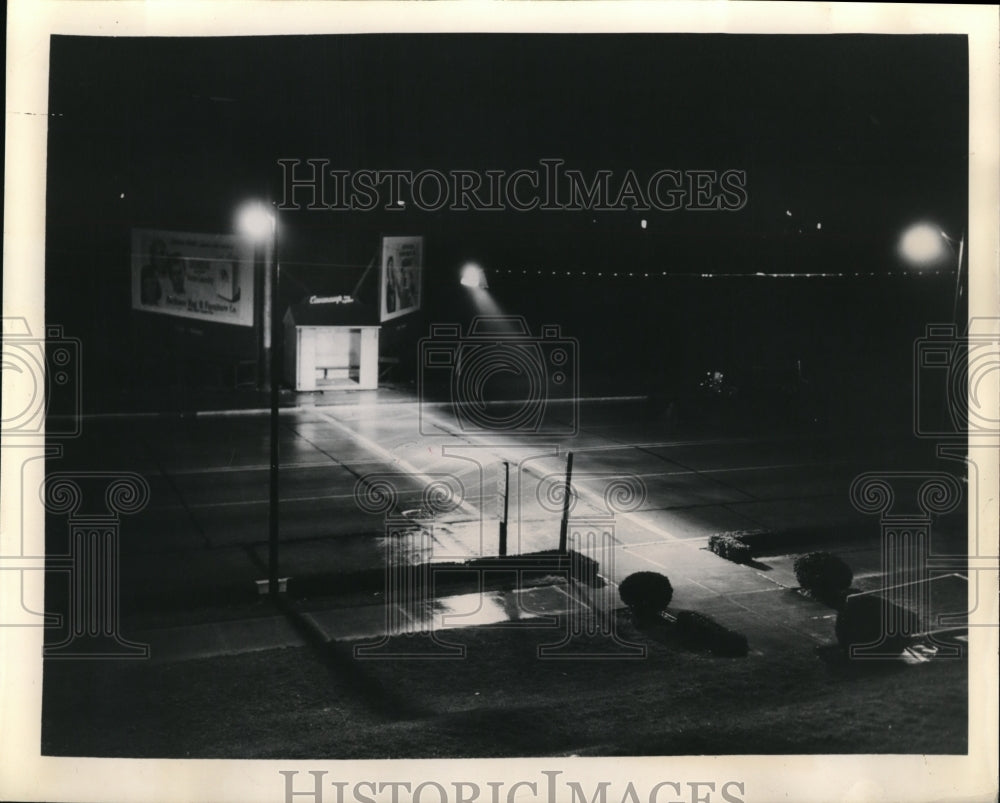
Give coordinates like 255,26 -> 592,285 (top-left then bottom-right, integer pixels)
131,228 -> 255,327
379,235 -> 423,323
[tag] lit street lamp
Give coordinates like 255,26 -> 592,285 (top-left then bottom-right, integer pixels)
238,201 -> 282,597
460,262 -> 488,289
898,222 -> 966,323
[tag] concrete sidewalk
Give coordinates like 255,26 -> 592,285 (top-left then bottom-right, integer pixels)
131,584 -> 579,663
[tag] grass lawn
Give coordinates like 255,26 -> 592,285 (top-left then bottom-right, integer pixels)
42,613 -> 967,758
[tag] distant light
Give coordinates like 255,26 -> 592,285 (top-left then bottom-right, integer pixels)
640,219 -> 648,229
816,222 -> 822,230
460,263 -> 488,289
397,200 -> 406,207
785,210 -> 792,217
119,192 -> 125,199
899,223 -> 948,265
237,202 -> 275,241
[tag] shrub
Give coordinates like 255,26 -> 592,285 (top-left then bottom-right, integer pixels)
719,528 -> 774,551
835,594 -> 914,656
675,610 -> 749,657
708,533 -> 753,564
794,552 -> 854,601
618,572 -> 673,617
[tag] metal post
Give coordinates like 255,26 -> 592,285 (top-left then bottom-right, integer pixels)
951,231 -> 965,326
558,451 -> 574,554
499,461 -> 509,556
268,221 -> 281,596
255,241 -> 268,391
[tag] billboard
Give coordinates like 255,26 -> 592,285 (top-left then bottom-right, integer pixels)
379,235 -> 423,322
131,228 -> 255,327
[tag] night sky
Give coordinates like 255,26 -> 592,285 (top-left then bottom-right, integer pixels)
47,34 -> 967,263
44,33 -> 969,401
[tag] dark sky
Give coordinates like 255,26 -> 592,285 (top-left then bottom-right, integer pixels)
46,33 -> 968,278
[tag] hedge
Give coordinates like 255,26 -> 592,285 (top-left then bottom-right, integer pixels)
618,571 -> 673,617
708,533 -> 753,564
675,610 -> 749,657
711,528 -> 870,558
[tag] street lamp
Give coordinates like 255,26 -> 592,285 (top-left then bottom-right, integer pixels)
238,201 -> 282,597
460,262 -> 488,289
898,222 -> 965,323
238,202 -> 275,243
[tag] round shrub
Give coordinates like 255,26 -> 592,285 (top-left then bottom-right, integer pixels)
618,571 -> 673,617
794,551 -> 854,599
835,594 -> 912,656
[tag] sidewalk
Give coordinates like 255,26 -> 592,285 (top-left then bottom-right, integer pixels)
131,583 -> 579,663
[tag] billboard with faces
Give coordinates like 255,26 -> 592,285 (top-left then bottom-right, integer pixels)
379,235 -> 423,323
131,228 -> 255,327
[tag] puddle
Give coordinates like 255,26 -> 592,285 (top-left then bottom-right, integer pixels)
401,587 -> 571,632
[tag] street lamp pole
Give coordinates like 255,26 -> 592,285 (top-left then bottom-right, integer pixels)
898,222 -> 966,325
268,213 -> 281,597
949,230 -> 965,326
238,201 -> 282,597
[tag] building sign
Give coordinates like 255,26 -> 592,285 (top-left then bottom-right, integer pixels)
379,235 -> 423,323
131,228 -> 255,327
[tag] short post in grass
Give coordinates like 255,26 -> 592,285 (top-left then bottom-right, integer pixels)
558,451 -> 574,554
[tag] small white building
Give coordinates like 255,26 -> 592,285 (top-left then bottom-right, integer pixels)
283,298 -> 380,391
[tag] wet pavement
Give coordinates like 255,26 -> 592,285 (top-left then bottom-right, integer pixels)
43,385 -> 967,660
